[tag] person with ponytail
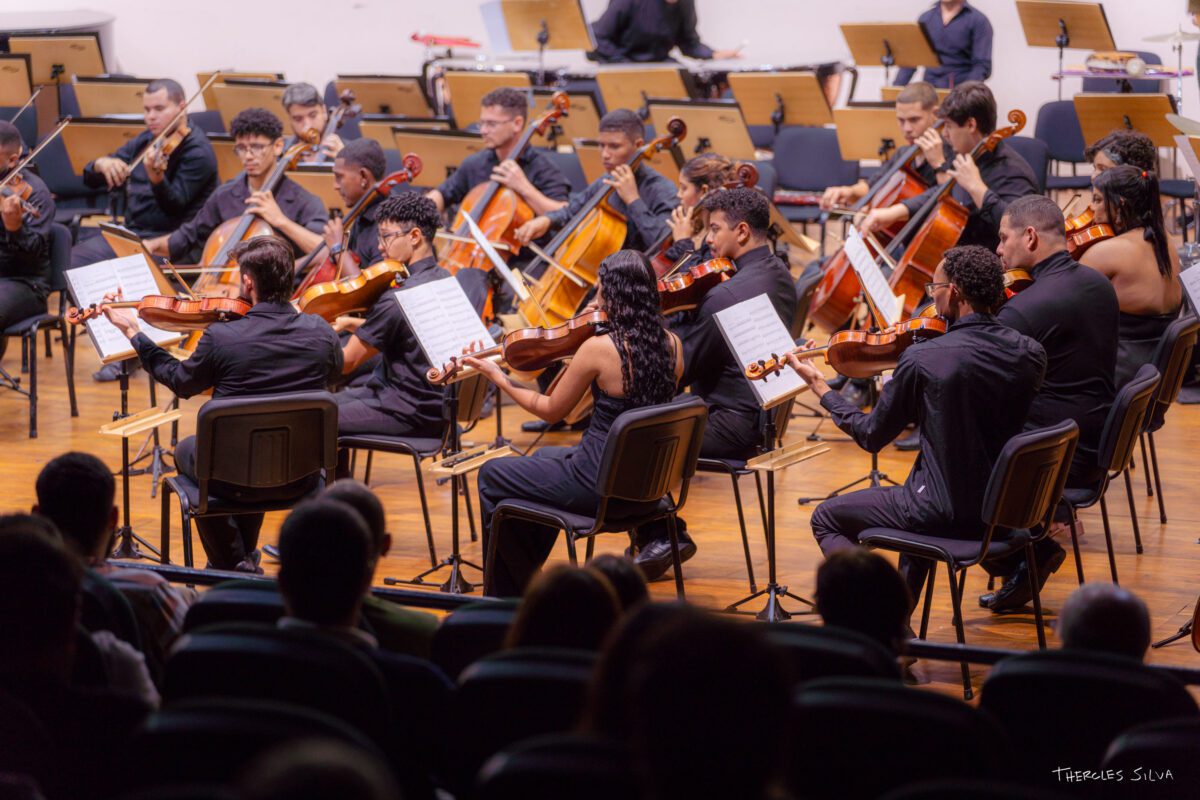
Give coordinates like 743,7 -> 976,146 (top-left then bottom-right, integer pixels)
469,250 -> 683,597
662,153 -> 736,269
1082,165 -> 1182,386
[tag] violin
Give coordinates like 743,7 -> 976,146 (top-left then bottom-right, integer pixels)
296,259 -> 409,322
658,257 -> 736,314
305,89 -> 359,161
130,72 -> 221,175
745,316 -> 949,381
1063,207 -> 1115,258
648,162 -> 758,278
66,294 -> 252,332
0,172 -> 41,218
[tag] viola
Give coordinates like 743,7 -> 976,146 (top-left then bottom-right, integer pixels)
296,259 -> 409,322
647,162 -> 758,277
746,316 -> 949,381
658,257 -> 736,314
66,294 -> 252,332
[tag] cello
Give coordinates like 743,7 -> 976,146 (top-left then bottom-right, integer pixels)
518,117 -> 688,327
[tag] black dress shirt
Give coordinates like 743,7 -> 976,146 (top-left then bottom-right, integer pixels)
545,164 -> 678,252
997,250 -> 1118,487
900,140 -> 1037,251
166,173 -> 328,261
895,2 -> 993,88
354,256 -> 450,433
131,301 -> 342,399
591,0 -> 714,63
0,170 -> 55,292
82,127 -> 218,237
435,147 -> 571,210
822,313 -> 1047,535
346,195 -> 385,267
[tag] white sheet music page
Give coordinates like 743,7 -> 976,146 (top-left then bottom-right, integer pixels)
1180,262 -> 1200,317
844,226 -> 903,327
392,277 -> 496,370
714,293 -> 806,409
65,255 -> 181,362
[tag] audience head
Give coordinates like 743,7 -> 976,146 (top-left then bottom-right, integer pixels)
277,500 -> 373,628
232,236 -> 296,304
1086,128 -> 1157,174
702,186 -> 771,258
1092,165 -> 1172,277
143,78 -> 185,136
938,80 -> 997,153
34,452 -> 117,562
934,245 -> 1007,320
505,565 -> 621,650
323,479 -> 391,563
1058,583 -> 1151,661
376,192 -> 439,263
815,550 -> 912,652
239,738 -> 401,800
894,81 -> 940,144
598,109 -> 645,170
587,554 -> 649,612
997,194 -> 1067,270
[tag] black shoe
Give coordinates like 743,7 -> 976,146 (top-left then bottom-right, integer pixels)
234,550 -> 264,575
93,361 -> 139,382
893,427 -> 920,451
521,420 -> 566,433
262,544 -> 280,561
988,546 -> 1066,613
633,532 -> 697,581
978,590 -> 996,608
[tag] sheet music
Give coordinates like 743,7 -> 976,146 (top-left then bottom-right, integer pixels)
392,277 -> 496,371
844,226 -> 903,327
65,255 -> 181,362
1180,262 -> 1200,317
714,293 -> 806,409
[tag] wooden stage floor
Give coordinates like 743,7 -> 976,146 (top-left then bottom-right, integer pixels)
3,318 -> 1199,697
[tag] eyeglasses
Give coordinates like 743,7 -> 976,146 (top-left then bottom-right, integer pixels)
233,143 -> 273,157
924,281 -> 952,295
477,117 -> 516,130
379,229 -> 408,246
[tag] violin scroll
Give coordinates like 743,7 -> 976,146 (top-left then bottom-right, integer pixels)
533,91 -> 571,137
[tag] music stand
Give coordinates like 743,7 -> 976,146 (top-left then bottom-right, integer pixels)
572,137 -> 682,185
881,85 -> 948,104
197,70 -> 285,109
358,115 -> 451,144
287,164 -> 344,215
335,74 -> 433,116
728,71 -> 832,134
840,22 -> 940,86
72,75 -> 154,117
1016,1 -> 1114,100
60,117 -> 144,173
8,32 -> 106,120
211,79 -> 289,126
594,67 -> 688,118
529,88 -> 601,148
0,54 -> 34,107
391,127 -> 485,187
497,0 -> 595,85
1075,93 -> 1178,147
647,98 -> 755,160
833,106 -> 904,161
443,71 -> 532,129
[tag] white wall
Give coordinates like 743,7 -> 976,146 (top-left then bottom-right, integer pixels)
7,0 -> 1200,126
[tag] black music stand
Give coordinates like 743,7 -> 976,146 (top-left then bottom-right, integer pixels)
840,22 -> 940,87
1016,1 -> 1115,101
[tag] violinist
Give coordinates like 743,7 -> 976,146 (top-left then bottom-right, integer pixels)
281,82 -> 345,162
589,0 -> 742,63
324,138 -> 390,277
662,153 -> 736,270
0,121 -> 56,361
147,108 -> 327,261
893,1 -> 993,89
794,245 -> 1045,613
1080,166 -> 1181,387
861,82 -> 1038,252
72,78 -> 218,267
633,188 -> 793,579
1084,129 -> 1157,174
985,196 -> 1118,612
470,250 -> 684,597
99,237 -> 342,572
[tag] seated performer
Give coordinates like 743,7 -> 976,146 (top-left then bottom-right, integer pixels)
101,237 -> 342,571
321,138 -> 390,279
0,121 -> 56,361
861,81 -> 1037,252
1080,166 -> 1181,387
894,0 -> 993,88
1085,128 -> 1157,174
147,108 -> 327,260
281,82 -> 345,161
590,0 -> 741,62
793,245 -> 1046,605
471,250 -> 684,597
987,195 -> 1118,611
635,188 -> 795,578
73,78 -> 218,266
662,153 -> 737,270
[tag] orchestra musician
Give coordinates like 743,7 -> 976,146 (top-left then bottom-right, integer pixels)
146,108 -> 327,260
1085,129 -> 1158,174
324,138 -> 390,277
894,0 -> 993,89
0,121 -> 56,361
792,245 -> 1046,608
72,78 -> 218,267
663,153 -> 738,269
589,0 -> 742,63
984,196 -> 1119,612
470,250 -> 684,597
281,82 -> 346,162
1079,166 -> 1181,388
634,188 -> 794,579
99,237 -> 343,572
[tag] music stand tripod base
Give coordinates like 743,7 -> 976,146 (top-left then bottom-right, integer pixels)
796,376 -> 899,504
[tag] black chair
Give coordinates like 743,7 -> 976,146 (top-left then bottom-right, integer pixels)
0,105 -> 38,148
160,391 -> 338,567
187,109 -> 225,135
1101,717 -> 1200,798
979,649 -> 1198,785
860,420 -> 1079,698
430,598 -> 520,681
181,586 -> 287,632
541,148 -> 588,194
1006,136 -> 1050,195
33,135 -> 107,223
1059,364 -> 1160,586
765,623 -> 901,683
1034,100 -> 1091,192
786,677 -> 1010,800
770,127 -> 859,255
1136,315 -> 1199,524
1,221 -> 79,438
753,159 -> 779,200
80,570 -> 144,650
487,396 -> 707,600
476,733 -> 636,800
791,264 -> 824,340
1082,50 -> 1166,93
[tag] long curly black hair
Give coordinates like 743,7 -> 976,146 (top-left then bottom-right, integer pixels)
1093,165 -> 1172,278
596,250 -> 677,407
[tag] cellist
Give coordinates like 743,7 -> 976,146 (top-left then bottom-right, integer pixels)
0,121 -> 55,360
323,138 -> 390,277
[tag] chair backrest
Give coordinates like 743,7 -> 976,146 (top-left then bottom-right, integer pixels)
981,419 -> 1078,532
594,395 -> 707,505
187,109 -> 226,135
1101,716 -> 1200,794
476,733 -> 636,800
1082,51 -> 1165,93
771,127 -> 859,191
752,159 -> 779,198
431,599 -> 520,681
48,223 -> 73,295
1146,315 -> 1200,433
1033,100 -> 1087,164
1004,136 -> 1049,194
764,623 -> 902,684
1097,363 -> 1159,473
540,147 -> 588,194
182,587 -> 287,632
791,265 -> 824,339
1,105 -> 38,148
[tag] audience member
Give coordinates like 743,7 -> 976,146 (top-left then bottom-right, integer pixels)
239,738 -> 401,800
1058,583 -> 1152,661
505,564 -> 622,650
588,554 -> 649,612
815,549 -> 913,654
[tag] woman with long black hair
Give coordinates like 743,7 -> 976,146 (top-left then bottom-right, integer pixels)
468,250 -> 684,597
1080,165 -> 1182,386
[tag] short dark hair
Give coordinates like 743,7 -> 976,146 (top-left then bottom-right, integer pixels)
35,452 -> 115,558
146,78 -> 185,104
377,192 -> 439,245
586,555 -> 648,612
278,500 -> 373,626
1085,129 -> 1157,173
282,82 -> 322,110
816,550 -> 912,652
598,109 -> 645,143
506,565 -> 621,650
1003,194 -> 1066,238
701,187 -> 770,236
338,138 -> 386,180
0,516 -> 81,664
230,107 -> 284,141
942,245 -> 1006,311
0,120 -> 22,152
232,236 -> 295,303
480,87 -> 529,121
896,81 -> 939,110
323,480 -> 386,557
938,80 -> 996,135
1059,583 -> 1151,661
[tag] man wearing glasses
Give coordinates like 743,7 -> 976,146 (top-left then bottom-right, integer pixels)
146,108 -> 327,260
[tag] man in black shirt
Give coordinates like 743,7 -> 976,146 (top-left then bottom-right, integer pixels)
320,138 -> 389,278
894,1 -> 993,89
634,188 -> 795,578
281,82 -> 345,162
0,121 -> 56,360
984,195 -> 1119,611
73,78 -> 217,267
146,108 -> 327,262
102,237 -> 342,571
590,0 -> 741,63
798,245 -> 1046,606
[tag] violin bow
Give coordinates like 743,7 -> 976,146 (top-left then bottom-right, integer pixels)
129,71 -> 222,171
523,241 -> 587,289
0,117 -> 71,192
6,86 -> 43,126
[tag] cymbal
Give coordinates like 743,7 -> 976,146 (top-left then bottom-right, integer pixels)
1144,29 -> 1200,44
1168,113 -> 1200,136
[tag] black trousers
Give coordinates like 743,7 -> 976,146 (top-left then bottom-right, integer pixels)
0,279 -> 47,360
175,436 -> 263,569
70,233 -> 118,269
334,386 -> 440,477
